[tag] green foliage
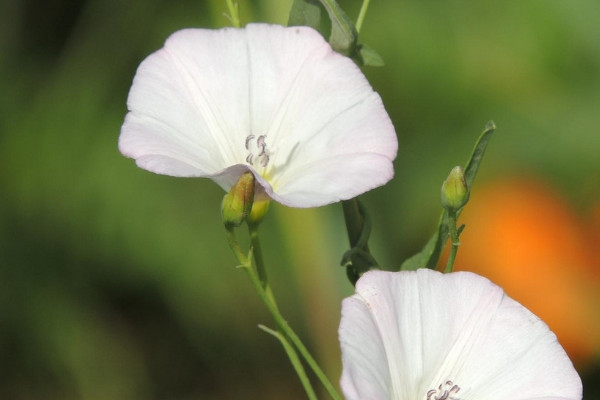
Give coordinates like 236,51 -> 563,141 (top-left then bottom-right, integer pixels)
316,0 -> 358,56
400,122 -> 496,271
288,0 -> 322,31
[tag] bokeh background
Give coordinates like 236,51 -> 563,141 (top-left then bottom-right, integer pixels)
1,0 -> 599,398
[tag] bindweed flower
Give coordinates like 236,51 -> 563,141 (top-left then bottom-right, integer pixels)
119,24 -> 397,208
339,269 -> 582,400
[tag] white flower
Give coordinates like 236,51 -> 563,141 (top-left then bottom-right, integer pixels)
119,23 -> 397,208
339,269 -> 582,400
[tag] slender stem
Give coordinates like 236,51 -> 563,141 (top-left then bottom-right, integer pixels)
226,230 -> 317,398
259,325 -> 318,400
445,211 -> 460,273
225,227 -> 248,264
243,263 -> 342,400
248,225 -> 276,303
342,199 -> 365,250
226,226 -> 342,399
355,0 -> 371,33
247,227 -> 341,399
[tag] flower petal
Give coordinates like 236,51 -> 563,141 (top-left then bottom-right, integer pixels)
243,25 -> 397,206
339,269 -> 582,400
119,27 -> 251,177
120,24 -> 397,207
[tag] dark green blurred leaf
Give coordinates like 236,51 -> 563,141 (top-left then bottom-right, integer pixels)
288,0 -> 322,31
318,0 -> 357,56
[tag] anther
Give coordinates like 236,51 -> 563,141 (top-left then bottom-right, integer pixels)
245,135 -> 255,150
245,134 -> 271,168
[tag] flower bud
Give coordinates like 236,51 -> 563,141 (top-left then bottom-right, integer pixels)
221,171 -> 255,228
441,166 -> 469,211
247,199 -> 270,227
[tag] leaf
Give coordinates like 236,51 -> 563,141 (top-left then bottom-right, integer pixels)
288,0 -> 322,31
399,121 -> 497,271
463,120 -> 497,190
317,0 -> 358,56
357,43 -> 384,67
400,212 -> 449,271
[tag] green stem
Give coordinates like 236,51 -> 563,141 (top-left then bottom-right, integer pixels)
342,199 -> 366,250
226,226 -> 342,400
248,225 -> 275,302
445,211 -> 459,273
355,0 -> 371,33
259,325 -> 318,400
225,227 -> 247,264
243,263 -> 342,400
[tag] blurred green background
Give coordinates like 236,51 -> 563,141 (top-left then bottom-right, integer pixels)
1,0 -> 599,398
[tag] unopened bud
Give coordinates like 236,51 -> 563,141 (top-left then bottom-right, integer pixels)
221,172 -> 255,228
441,166 -> 469,211
247,199 -> 270,227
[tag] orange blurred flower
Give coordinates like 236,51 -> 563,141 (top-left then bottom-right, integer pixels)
448,177 -> 600,368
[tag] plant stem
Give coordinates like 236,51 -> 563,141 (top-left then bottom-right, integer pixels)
445,211 -> 459,273
248,225 -> 276,304
342,199 -> 366,250
356,0 -> 371,33
259,325 -> 318,400
226,226 -> 342,400
243,263 -> 342,400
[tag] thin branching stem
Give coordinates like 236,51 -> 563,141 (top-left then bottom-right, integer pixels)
356,0 -> 371,33
226,226 -> 342,400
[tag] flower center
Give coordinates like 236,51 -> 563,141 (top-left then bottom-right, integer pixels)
245,134 -> 270,168
426,380 -> 461,400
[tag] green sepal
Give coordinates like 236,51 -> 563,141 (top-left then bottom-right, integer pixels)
399,121 -> 497,271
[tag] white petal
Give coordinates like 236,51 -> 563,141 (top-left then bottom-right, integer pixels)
339,269 -> 582,400
244,25 -> 397,206
119,27 -> 251,177
120,24 -> 397,206
269,152 -> 394,207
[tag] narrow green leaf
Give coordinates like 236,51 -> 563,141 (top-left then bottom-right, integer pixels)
358,43 -> 384,67
317,0 -> 358,56
463,120 -> 497,189
399,212 -> 449,271
399,121 -> 497,271
288,0 -> 322,31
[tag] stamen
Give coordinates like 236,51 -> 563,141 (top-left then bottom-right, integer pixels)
245,134 -> 271,168
426,380 -> 461,400
245,135 -> 255,150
